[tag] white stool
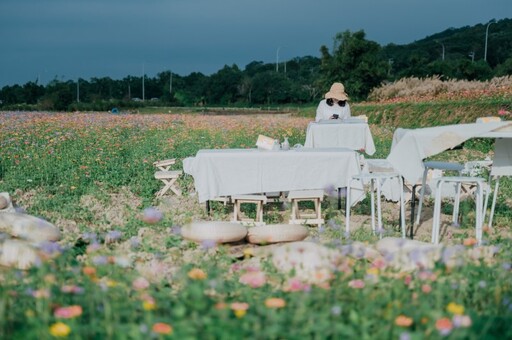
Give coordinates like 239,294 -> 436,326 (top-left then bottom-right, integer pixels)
154,170 -> 182,196
346,172 -> 406,238
287,189 -> 324,227
431,176 -> 485,245
232,195 -> 267,225
416,161 -> 464,226
207,196 -> 231,216
153,158 -> 177,171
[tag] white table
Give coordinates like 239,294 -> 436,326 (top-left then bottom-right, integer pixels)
387,121 -> 512,185
183,147 -> 364,204
304,121 -> 376,155
386,121 -> 512,237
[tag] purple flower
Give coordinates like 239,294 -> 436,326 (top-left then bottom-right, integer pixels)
331,305 -> 342,316
169,225 -> 182,235
399,332 -> 411,340
328,219 -> 340,230
106,230 -> 123,242
130,236 -> 140,249
142,207 -> 163,224
38,241 -> 63,256
82,232 -> 98,242
92,256 -> 108,265
201,239 -> 217,250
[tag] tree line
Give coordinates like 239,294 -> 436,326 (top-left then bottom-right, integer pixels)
1,19 -> 511,111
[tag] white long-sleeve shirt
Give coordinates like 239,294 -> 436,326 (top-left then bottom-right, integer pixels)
315,99 -> 351,122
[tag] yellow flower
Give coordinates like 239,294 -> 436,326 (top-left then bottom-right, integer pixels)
230,302 -> 249,318
366,267 -> 379,276
265,298 -> 286,309
234,309 -> 246,318
49,322 -> 71,337
143,300 -> 157,311
188,268 -> 207,280
447,302 -> 465,315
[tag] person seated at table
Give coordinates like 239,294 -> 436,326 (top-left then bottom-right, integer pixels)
315,82 -> 352,122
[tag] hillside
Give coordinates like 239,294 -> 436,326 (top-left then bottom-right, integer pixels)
381,18 -> 512,77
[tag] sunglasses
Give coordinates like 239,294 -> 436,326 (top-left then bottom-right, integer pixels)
326,98 -> 346,107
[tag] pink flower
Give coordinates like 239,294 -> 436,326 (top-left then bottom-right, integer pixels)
498,109 -> 508,116
348,279 -> 365,289
283,277 -> 311,292
132,277 -> 150,290
452,314 -> 472,328
54,305 -> 83,319
421,284 -> 432,294
239,271 -> 266,288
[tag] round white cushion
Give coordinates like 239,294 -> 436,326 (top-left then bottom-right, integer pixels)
0,212 -> 61,243
181,221 -> 247,244
247,224 -> 309,245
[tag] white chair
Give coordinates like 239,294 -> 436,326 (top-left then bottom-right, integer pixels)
153,158 -> 183,197
431,176 -> 486,244
346,172 -> 406,238
415,161 -> 464,226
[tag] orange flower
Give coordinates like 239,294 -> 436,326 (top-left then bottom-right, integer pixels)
82,266 -> 96,277
265,298 -> 286,309
435,317 -> 453,335
152,322 -> 173,335
463,238 -> 477,246
395,315 -> 413,327
214,302 -> 228,310
54,305 -> 83,319
188,268 -> 207,280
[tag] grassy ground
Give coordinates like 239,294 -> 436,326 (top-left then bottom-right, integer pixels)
0,106 -> 511,338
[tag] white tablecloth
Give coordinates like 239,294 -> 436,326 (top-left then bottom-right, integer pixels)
183,148 -> 364,204
387,121 -> 512,184
304,122 -> 376,155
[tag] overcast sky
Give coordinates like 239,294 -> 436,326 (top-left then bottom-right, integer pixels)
0,0 -> 510,87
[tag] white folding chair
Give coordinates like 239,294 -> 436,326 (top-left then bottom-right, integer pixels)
153,158 -> 183,197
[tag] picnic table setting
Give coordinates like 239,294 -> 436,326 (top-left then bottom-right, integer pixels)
153,114 -> 512,252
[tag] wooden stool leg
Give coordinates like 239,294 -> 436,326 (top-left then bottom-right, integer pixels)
157,180 -> 172,197
233,200 -> 240,222
257,201 -> 263,223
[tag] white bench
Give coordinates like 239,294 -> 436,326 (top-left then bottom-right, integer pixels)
287,189 -> 324,227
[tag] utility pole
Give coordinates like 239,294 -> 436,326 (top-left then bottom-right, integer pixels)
142,63 -> 145,102
276,47 -> 280,72
436,41 -> 445,61
484,19 -> 496,62
469,51 -> 475,62
169,71 -> 173,95
76,78 -> 80,103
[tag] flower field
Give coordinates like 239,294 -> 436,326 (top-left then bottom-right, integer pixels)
1,110 -> 512,339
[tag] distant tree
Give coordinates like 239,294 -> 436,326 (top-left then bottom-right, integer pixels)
319,30 -> 388,100
495,57 -> 512,76
207,65 -> 243,105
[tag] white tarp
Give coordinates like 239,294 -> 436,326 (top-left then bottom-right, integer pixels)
387,122 -> 512,185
